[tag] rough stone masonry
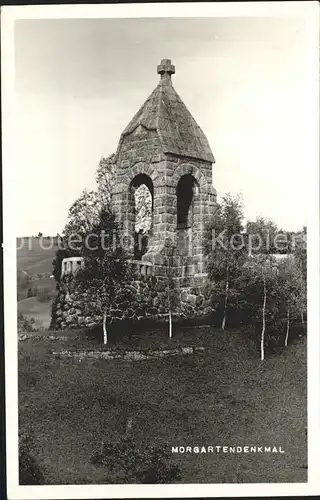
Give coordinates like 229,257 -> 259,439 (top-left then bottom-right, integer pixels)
53,59 -> 218,330
111,58 -> 218,288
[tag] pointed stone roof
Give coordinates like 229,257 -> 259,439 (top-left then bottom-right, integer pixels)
118,59 -> 215,164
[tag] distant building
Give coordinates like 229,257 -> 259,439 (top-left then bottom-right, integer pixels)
61,256 -> 84,278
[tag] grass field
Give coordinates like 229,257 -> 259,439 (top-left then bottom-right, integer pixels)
31,276 -> 57,291
17,237 -> 57,324
19,326 -> 307,484
18,297 -> 52,329
17,237 -> 58,275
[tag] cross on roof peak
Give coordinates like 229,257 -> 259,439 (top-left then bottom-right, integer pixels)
157,59 -> 175,83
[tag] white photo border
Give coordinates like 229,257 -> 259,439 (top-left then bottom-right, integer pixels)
2,2 -> 319,498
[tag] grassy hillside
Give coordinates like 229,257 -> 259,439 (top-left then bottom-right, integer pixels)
32,277 -> 57,292
17,237 -> 58,275
18,297 -> 52,329
17,238 -> 58,324
19,327 -> 307,484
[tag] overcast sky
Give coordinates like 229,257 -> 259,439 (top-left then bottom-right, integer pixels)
14,16 -> 310,235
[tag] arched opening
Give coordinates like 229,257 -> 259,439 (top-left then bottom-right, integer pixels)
130,174 -> 153,260
176,174 -> 199,229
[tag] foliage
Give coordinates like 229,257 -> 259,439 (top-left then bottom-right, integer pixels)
246,216 -> 286,254
52,247 -> 80,284
90,437 -> 181,483
63,189 -> 107,245
18,312 -> 37,334
27,286 -> 38,298
205,194 -> 247,329
75,207 -> 132,339
58,152 -> 151,279
95,153 -> 117,201
241,218 -> 307,355
19,430 -> 45,484
237,252 -> 305,354
134,184 -> 153,234
96,153 -> 152,234
63,154 -> 117,245
205,200 -> 307,355
242,254 -> 279,359
36,287 -> 52,303
291,226 -> 307,327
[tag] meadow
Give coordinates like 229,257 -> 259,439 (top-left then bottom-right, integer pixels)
17,237 -> 58,275
17,237 -> 58,327
19,325 -> 307,484
18,297 -> 52,329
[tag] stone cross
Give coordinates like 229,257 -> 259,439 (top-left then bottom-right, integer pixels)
157,58 -> 175,83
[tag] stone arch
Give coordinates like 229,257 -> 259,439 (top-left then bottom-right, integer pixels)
130,173 -> 154,214
171,163 -> 209,192
129,172 -> 154,259
122,162 -> 160,189
176,174 -> 199,229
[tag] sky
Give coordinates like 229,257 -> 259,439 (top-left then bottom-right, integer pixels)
14,16 -> 310,235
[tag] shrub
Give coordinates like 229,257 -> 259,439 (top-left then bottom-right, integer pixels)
37,287 -> 52,303
27,286 -> 39,298
18,313 -> 38,334
90,437 -> 181,483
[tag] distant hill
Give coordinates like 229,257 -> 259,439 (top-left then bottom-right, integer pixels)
17,238 -> 59,318
18,296 -> 52,329
17,236 -> 59,276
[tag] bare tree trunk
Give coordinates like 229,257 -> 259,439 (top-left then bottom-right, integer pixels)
261,278 -> 266,361
103,311 -> 108,345
285,302 -> 290,347
221,267 -> 229,330
167,250 -> 174,340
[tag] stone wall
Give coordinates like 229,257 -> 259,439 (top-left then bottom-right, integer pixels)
111,123 -> 218,285
50,274 -> 214,331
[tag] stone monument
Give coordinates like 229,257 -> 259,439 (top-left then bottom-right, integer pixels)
111,59 -> 218,287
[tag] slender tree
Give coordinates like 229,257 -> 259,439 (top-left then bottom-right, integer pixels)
243,254 -> 278,360
76,208 -> 132,345
276,256 -> 304,347
206,194 -> 246,330
245,217 -> 285,358
164,242 -> 178,339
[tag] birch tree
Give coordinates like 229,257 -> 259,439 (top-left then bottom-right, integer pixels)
206,194 -> 246,330
243,254 -> 278,360
164,241 -> 178,339
76,208 -> 131,345
276,256 -> 304,347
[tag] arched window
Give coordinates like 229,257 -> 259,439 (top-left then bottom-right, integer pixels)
176,174 -> 199,229
130,174 -> 153,259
